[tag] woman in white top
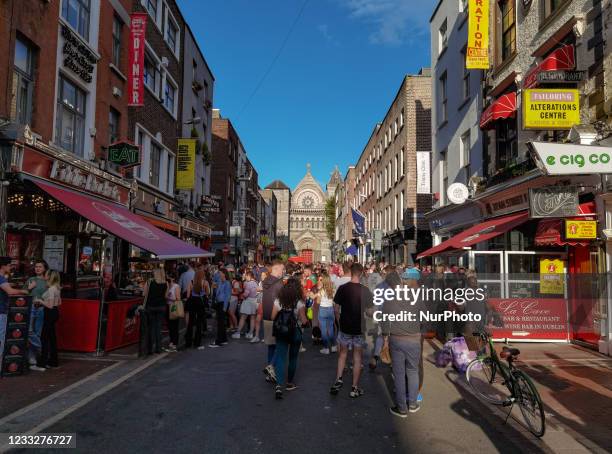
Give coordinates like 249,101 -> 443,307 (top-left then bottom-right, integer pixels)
315,273 -> 337,355
165,272 -> 181,351
35,270 -> 61,369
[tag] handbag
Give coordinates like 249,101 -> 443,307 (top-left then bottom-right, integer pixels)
169,300 -> 185,320
380,343 -> 392,365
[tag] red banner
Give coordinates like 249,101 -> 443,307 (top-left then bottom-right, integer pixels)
128,13 -> 147,106
488,298 -> 568,340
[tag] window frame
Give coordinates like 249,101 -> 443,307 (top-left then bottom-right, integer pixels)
438,18 -> 448,55
499,0 -> 517,63
541,0 -> 570,23
164,7 -> 180,57
13,37 -> 35,125
439,72 -> 448,125
143,50 -> 161,98
61,0 -> 91,40
109,107 -> 120,144
163,76 -> 177,117
112,16 -> 123,69
460,129 -> 471,168
55,74 -> 87,157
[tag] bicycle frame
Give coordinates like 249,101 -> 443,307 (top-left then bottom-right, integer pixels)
482,334 -> 519,403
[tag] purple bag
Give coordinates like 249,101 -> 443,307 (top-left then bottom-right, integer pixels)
450,336 -> 476,373
435,341 -> 453,368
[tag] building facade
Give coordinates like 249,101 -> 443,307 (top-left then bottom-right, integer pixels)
258,188 -> 278,261
264,180 -> 291,255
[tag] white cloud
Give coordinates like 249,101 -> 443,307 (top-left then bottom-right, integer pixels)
318,24 -> 341,46
338,0 -> 438,45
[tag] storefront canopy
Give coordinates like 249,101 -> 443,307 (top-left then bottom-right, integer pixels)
524,44 -> 575,89
479,92 -> 517,129
417,211 -> 529,259
31,179 -> 213,259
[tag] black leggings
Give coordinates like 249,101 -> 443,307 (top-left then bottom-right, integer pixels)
166,305 -> 179,346
38,307 -> 59,368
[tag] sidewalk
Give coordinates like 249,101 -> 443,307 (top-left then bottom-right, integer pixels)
434,339 -> 612,453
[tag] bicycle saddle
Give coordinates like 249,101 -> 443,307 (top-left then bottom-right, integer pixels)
500,346 -> 520,359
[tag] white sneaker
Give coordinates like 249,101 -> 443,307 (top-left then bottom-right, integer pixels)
197,346 -> 205,350
250,336 -> 260,344
245,333 -> 253,339
231,332 -> 241,339
300,346 -> 307,353
30,365 -> 46,372
331,345 -> 338,353
320,348 -> 330,355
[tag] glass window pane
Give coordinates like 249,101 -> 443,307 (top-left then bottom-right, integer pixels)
14,39 -> 31,74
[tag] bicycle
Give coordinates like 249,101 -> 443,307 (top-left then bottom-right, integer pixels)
465,332 -> 546,437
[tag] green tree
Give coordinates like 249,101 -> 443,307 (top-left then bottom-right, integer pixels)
325,198 -> 336,242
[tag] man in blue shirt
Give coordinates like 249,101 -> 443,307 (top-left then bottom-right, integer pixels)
0,257 -> 30,369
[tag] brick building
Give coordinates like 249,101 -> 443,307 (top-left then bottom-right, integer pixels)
352,71 -> 432,264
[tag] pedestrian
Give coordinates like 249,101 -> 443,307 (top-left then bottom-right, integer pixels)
331,262 -> 351,291
329,263 -> 374,398
142,268 -> 168,355
228,270 -> 241,331
272,277 -> 308,399
315,273 -> 337,355
369,265 -> 396,370
185,266 -> 208,349
261,260 -> 285,383
233,271 -> 258,339
35,270 -> 62,369
25,260 -> 48,371
165,272 -> 181,352
366,263 -> 383,292
251,269 -> 268,343
210,269 -> 230,347
0,257 -> 30,369
383,270 -> 424,416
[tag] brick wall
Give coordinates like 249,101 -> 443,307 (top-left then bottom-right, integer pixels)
210,118 -> 237,238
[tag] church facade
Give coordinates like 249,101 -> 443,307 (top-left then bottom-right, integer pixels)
289,165 -> 341,263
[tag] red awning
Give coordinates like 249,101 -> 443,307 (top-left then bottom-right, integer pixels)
524,44 -> 575,89
417,211 -> 529,259
479,93 -> 517,129
31,180 -> 213,259
534,202 -> 596,247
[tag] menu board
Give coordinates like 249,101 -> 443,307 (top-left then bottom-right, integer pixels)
43,235 -> 65,272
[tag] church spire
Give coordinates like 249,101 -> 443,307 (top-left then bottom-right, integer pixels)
306,163 -> 311,174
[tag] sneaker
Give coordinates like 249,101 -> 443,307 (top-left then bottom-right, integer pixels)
320,348 -> 330,355
285,383 -> 298,391
209,343 -> 221,348
250,336 -> 260,344
300,346 -> 307,353
330,378 -> 343,395
389,406 -> 408,418
263,365 -> 277,384
417,393 -> 423,403
245,333 -> 253,339
409,403 -> 421,413
275,385 -> 283,400
231,332 -> 241,339
221,342 -> 229,345
349,386 -> 364,398
30,365 -> 46,372
197,346 -> 206,350
330,345 -> 337,353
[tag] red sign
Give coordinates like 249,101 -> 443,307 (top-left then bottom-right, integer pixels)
488,298 -> 568,340
128,13 -> 147,106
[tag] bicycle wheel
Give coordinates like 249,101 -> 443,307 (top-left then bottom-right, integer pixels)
466,357 -> 510,405
513,370 -> 546,437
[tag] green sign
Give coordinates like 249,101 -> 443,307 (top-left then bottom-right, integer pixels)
107,141 -> 141,168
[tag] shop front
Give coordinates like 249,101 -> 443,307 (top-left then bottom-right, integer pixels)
2,140 -> 212,354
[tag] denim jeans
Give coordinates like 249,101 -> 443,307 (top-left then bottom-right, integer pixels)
318,306 -> 336,348
29,306 -> 44,362
390,336 -> 422,411
0,313 -> 7,368
274,330 -> 302,386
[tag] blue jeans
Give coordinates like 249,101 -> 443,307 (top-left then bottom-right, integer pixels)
318,306 -> 336,348
273,330 -> 302,386
0,313 -> 7,368
29,306 -> 44,359
390,336 -> 421,411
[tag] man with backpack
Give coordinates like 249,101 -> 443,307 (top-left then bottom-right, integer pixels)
261,260 -> 285,383
330,263 -> 373,398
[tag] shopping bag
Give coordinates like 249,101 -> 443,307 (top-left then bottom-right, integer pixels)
169,300 -> 185,320
450,336 -> 476,373
435,341 -> 453,368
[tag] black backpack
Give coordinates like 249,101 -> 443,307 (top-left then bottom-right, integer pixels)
273,308 -> 298,342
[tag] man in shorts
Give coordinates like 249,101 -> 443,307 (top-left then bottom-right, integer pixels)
330,263 -> 373,398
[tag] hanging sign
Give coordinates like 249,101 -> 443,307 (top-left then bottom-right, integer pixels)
466,0 -> 490,69
176,139 -> 196,190
565,220 -> 597,240
523,89 -> 580,129
128,13 -> 147,106
528,186 -> 578,218
107,141 -> 141,168
530,142 -> 612,175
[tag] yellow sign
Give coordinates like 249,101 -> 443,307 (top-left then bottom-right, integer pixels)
540,258 -> 565,295
176,139 -> 196,190
466,0 -> 490,69
523,89 -> 580,129
565,220 -> 597,239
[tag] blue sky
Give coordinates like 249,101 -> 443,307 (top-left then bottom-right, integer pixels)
177,0 -> 438,190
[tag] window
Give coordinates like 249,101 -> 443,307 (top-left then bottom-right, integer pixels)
149,142 -> 161,187
165,14 -> 179,54
112,16 -> 122,68
387,162 -> 392,190
400,148 -> 405,176
62,0 -> 90,40
55,75 -> 86,156
460,0 -> 468,12
400,108 -> 404,127
144,56 -> 159,94
438,19 -> 448,54
440,149 -> 448,205
439,72 -> 448,124
400,191 -> 404,223
394,155 -> 398,183
460,129 -> 471,168
542,0 -> 568,21
109,108 -> 120,143
394,120 -> 398,136
495,118 -> 518,170
192,59 -> 197,81
145,0 -> 158,21
167,154 -> 175,193
12,38 -> 35,125
500,0 -> 516,61
462,47 -> 470,100
394,195 -> 398,230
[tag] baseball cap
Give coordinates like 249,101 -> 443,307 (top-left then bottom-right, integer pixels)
402,267 -> 421,281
